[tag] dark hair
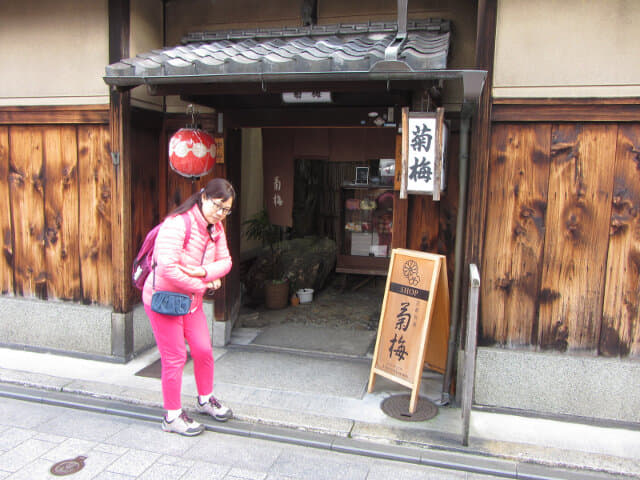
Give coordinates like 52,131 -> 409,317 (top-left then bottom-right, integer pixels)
170,178 -> 236,216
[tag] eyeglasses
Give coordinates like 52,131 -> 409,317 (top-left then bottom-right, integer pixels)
209,199 -> 232,216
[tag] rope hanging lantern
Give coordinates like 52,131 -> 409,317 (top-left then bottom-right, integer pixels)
168,105 -> 216,179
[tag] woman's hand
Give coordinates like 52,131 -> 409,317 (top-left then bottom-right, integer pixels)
178,265 -> 206,277
206,279 -> 222,290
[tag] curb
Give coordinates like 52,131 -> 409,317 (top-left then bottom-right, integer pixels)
0,383 -> 630,480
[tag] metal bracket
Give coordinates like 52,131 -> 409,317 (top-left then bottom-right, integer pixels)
111,152 -> 120,166
384,0 -> 408,61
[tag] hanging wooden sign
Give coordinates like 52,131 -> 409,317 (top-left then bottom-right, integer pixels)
400,108 -> 447,200
368,248 -> 450,414
215,136 -> 225,164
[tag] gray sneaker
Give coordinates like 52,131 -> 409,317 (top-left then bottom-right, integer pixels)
197,396 -> 233,422
162,411 -> 204,436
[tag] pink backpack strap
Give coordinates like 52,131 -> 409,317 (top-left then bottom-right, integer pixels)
182,212 -> 191,249
152,212 -> 193,289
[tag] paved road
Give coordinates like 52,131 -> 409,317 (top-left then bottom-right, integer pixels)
0,395 -> 518,480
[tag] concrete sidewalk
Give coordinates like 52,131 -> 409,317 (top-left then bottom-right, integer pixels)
1,336 -> 639,480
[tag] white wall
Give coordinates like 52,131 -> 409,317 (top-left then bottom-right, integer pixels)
494,0 -> 640,98
131,0 -> 164,110
0,0 -> 110,106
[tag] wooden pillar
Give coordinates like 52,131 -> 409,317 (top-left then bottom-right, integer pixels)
391,134 -> 407,249
461,0 -> 497,336
110,90 -> 132,314
211,127 -> 242,323
108,0 -> 132,315
108,0 -> 133,359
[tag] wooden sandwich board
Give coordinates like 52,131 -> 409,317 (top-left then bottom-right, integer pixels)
368,249 -> 450,414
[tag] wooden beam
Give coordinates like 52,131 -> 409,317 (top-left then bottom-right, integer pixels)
182,91 -> 412,110
492,98 -> 640,122
149,80 -> 427,97
0,106 -> 109,125
224,107 -> 397,128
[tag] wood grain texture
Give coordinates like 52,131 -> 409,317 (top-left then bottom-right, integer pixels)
0,127 -> 12,294
43,127 -> 81,301
110,91 -> 136,313
78,126 -> 112,305
462,0 -> 496,334
439,129 -> 459,288
131,124 -> 161,306
0,105 -> 109,125
391,134 -> 407,250
407,195 -> 440,253
481,124 -> 550,346
9,127 -> 46,298
601,124 -> 640,357
492,98 -> 640,123
538,124 -> 617,352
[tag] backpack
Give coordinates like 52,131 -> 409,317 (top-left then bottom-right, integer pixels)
132,214 -> 191,290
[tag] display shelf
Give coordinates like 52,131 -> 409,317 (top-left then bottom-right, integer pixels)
336,185 -> 393,276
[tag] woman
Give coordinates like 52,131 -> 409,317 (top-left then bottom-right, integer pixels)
143,178 -> 235,436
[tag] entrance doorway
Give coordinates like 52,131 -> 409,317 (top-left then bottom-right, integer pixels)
234,127 -> 396,358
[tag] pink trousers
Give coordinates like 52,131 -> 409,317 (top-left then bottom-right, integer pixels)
144,304 -> 214,410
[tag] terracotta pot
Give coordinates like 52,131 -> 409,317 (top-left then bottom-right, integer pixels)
264,280 -> 289,309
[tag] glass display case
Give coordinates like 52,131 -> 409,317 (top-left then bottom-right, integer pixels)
337,185 -> 394,275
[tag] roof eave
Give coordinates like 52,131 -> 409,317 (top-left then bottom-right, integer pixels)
103,69 -> 486,102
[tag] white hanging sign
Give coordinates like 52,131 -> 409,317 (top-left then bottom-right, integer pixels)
402,108 -> 447,200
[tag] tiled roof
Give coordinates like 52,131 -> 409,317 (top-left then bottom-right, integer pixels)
104,20 -> 453,87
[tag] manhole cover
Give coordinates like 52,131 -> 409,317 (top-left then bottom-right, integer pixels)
50,456 -> 87,476
380,394 -> 438,422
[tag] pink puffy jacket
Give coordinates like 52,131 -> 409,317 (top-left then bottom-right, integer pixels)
142,203 -> 232,310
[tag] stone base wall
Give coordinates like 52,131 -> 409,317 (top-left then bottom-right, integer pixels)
474,347 -> 640,424
0,297 -> 156,362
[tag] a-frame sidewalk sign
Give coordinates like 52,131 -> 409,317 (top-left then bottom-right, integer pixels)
368,248 -> 450,414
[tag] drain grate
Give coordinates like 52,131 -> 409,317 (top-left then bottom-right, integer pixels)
50,456 -> 87,476
380,394 -> 438,422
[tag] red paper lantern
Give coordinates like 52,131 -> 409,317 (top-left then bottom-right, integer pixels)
168,128 -> 216,178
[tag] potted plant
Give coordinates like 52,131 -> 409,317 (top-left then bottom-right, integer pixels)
243,209 -> 289,309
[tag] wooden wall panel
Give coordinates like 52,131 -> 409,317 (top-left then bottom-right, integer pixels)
439,129 -> 460,286
166,168 -> 217,213
481,124 -> 550,345
293,128 -> 329,159
132,127 -> 161,246
407,196 -> 440,253
329,128 -> 365,164
537,125 -> 617,352
0,127 -> 12,294
78,126 -> 112,305
9,127 -> 46,298
43,127 -> 81,301
130,126 -> 160,306
364,128 -> 396,160
601,124 -> 640,357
